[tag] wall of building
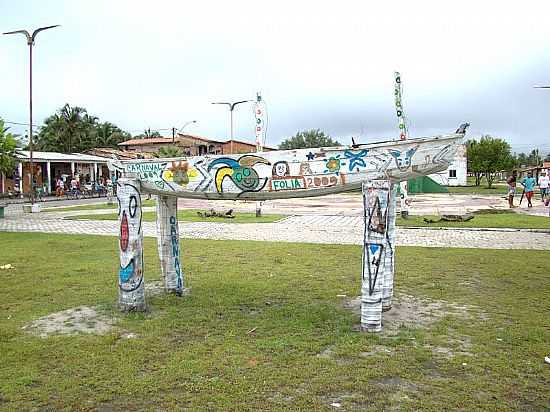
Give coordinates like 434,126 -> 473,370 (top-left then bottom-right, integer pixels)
429,144 -> 467,186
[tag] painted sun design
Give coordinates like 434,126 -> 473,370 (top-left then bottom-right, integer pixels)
168,161 -> 190,185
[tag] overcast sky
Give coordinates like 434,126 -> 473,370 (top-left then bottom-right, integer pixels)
1,0 -> 550,154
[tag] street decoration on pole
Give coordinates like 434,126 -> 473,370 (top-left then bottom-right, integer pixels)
394,71 -> 410,218
253,92 -> 267,152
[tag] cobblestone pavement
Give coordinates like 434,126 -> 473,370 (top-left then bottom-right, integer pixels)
1,210 -> 549,250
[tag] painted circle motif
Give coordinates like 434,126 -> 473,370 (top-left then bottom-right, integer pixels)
129,195 -> 138,218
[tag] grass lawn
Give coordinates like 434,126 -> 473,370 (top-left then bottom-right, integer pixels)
446,184 -> 509,195
67,209 -> 284,223
0,233 -> 548,411
398,209 -> 550,229
44,199 -> 157,212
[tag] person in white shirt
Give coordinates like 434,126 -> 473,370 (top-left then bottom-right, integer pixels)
538,171 -> 549,202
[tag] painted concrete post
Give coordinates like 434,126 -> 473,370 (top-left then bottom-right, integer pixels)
361,180 -> 390,332
117,178 -> 146,311
382,183 -> 397,311
156,195 -> 184,295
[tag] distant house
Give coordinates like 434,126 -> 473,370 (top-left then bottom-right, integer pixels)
117,134 -> 276,155
428,143 -> 467,186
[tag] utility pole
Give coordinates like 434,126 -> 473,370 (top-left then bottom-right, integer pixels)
4,24 -> 60,206
212,100 -> 252,154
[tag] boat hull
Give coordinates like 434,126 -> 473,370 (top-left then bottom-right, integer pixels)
109,133 -> 463,200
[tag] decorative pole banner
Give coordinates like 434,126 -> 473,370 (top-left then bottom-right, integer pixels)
394,71 -> 408,141
253,92 -> 267,152
394,71 -> 410,216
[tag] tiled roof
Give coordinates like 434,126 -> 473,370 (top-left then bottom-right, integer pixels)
118,137 -> 172,146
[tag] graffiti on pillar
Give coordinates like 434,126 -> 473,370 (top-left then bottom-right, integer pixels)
169,215 -> 183,291
364,242 -> 385,295
117,182 -> 143,293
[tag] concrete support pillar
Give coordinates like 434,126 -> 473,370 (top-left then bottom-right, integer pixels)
70,162 -> 75,177
399,181 -> 409,218
93,163 -> 98,182
117,178 -> 146,311
46,162 -> 52,195
382,183 -> 397,311
361,180 -> 390,333
156,195 -> 185,295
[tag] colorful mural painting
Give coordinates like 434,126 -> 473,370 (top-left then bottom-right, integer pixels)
111,125 -> 468,333
361,180 -> 390,332
117,178 -> 146,311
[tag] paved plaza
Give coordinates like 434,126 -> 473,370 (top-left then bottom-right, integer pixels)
1,199 -> 549,250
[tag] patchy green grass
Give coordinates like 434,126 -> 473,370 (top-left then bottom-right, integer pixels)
44,199 -> 157,212
397,209 -> 550,229
0,233 -> 548,411
446,184 -> 509,195
66,209 -> 284,223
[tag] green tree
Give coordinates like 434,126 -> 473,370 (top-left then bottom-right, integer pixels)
278,129 -> 340,150
135,128 -> 162,139
0,118 -> 20,177
35,104 -> 130,153
545,152 -> 550,162
466,139 -> 484,186
154,146 -> 183,158
468,135 -> 514,188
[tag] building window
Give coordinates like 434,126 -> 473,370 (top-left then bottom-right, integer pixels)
449,169 -> 457,178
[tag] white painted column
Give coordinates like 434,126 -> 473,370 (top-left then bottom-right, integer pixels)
361,180 -> 390,333
382,184 -> 397,311
156,195 -> 185,295
117,178 -> 146,311
46,162 -> 52,195
399,181 -> 409,218
70,162 -> 75,177
93,163 -> 98,181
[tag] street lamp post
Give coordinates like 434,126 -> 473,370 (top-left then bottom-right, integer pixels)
172,120 -> 198,143
3,25 -> 60,205
212,100 -> 252,154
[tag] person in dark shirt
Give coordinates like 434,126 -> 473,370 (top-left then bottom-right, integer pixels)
507,170 -> 518,208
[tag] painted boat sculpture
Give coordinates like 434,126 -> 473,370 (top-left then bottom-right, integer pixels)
109,126 -> 467,200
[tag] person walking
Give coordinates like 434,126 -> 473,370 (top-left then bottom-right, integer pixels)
520,171 -> 536,208
507,170 -> 518,208
538,170 -> 549,202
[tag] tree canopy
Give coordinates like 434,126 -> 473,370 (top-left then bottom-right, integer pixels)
34,104 -> 130,153
278,129 -> 340,150
154,146 -> 183,158
0,118 -> 20,176
135,128 -> 162,139
466,135 -> 514,188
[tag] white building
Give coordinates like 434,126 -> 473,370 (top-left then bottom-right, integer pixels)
0,151 -> 109,195
429,144 -> 467,186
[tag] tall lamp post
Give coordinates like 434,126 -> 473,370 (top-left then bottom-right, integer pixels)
211,100 -> 252,154
3,25 -> 60,205
172,120 -> 197,143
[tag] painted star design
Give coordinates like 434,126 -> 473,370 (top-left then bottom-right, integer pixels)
306,152 -> 315,161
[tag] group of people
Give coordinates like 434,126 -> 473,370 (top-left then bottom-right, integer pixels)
507,170 -> 549,208
55,175 -> 113,198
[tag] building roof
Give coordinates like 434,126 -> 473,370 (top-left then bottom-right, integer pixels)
16,151 -> 109,163
118,134 -> 276,151
118,137 -> 173,146
86,148 -> 155,160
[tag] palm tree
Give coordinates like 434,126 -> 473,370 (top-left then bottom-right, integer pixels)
0,118 -> 21,177
154,146 -> 183,158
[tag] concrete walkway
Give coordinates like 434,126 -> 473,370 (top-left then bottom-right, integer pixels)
1,207 -> 549,250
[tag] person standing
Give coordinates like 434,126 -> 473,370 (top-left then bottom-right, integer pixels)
520,171 -> 536,208
538,171 -> 549,202
507,170 -> 518,208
